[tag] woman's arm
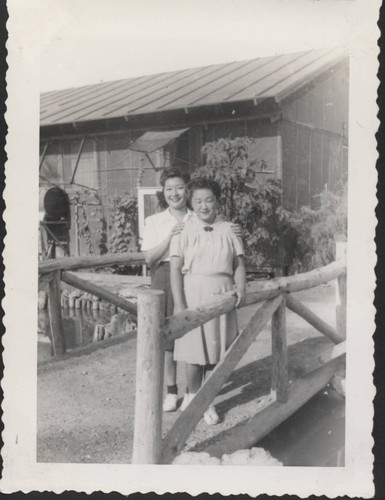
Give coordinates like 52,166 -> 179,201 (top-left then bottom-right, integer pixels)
170,256 -> 187,313
144,235 -> 172,267
144,223 -> 184,266
233,255 -> 246,307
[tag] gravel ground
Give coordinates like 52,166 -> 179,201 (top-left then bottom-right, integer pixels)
37,284 -> 338,463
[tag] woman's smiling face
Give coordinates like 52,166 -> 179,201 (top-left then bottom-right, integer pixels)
163,177 -> 188,210
191,188 -> 218,224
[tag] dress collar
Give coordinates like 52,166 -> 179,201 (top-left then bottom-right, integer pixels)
167,207 -> 192,222
193,214 -> 219,229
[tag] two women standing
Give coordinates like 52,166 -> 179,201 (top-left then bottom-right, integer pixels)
141,168 -> 246,424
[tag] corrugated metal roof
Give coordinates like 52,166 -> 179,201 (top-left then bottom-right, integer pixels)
40,48 -> 347,127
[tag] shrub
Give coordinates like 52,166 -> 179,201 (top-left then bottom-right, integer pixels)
106,192 -> 141,274
291,183 -> 347,272
71,188 -> 99,255
195,137 -> 347,273
195,137 -> 294,269
108,193 -> 138,253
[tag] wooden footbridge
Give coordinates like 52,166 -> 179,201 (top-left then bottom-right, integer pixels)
38,249 -> 346,464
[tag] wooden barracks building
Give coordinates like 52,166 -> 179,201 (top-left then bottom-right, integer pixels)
39,48 -> 349,258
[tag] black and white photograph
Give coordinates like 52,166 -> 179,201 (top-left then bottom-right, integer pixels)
2,0 -> 378,496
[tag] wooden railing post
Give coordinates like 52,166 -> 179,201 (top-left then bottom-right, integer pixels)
335,241 -> 347,340
271,294 -> 288,403
132,289 -> 165,464
47,270 -> 66,356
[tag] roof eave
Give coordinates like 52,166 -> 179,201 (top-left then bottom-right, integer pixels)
274,51 -> 349,104
40,98 -> 280,137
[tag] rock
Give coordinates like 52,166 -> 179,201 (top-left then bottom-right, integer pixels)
221,447 -> 283,466
172,447 -> 282,466
172,452 -> 221,465
109,312 -> 134,336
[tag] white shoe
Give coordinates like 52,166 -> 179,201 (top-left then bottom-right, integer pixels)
204,405 -> 219,425
180,393 -> 196,411
163,393 -> 178,412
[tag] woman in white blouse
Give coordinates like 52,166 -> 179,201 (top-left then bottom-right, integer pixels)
141,168 -> 193,412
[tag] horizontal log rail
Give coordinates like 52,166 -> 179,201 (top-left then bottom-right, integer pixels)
245,260 -> 346,297
61,271 -> 138,318
164,260 -> 346,342
39,251 -> 145,275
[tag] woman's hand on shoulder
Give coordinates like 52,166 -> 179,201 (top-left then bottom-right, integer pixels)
170,222 -> 184,238
230,223 -> 243,238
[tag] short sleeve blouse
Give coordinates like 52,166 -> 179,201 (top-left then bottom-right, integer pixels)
141,208 -> 193,262
170,216 -> 244,275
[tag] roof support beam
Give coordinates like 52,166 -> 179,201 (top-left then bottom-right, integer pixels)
144,152 -> 158,171
70,136 -> 86,184
39,141 -> 49,171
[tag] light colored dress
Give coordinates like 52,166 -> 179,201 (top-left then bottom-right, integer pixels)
170,215 -> 244,365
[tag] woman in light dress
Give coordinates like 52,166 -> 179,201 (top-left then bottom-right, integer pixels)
170,178 -> 246,425
141,169 -> 242,413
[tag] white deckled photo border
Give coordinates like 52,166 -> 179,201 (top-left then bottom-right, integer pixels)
2,0 -> 378,496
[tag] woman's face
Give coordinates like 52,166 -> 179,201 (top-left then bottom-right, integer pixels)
191,188 -> 218,224
163,177 -> 188,210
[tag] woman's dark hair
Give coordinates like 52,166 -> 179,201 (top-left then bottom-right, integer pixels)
156,167 -> 191,209
188,177 -> 221,200
160,167 -> 190,187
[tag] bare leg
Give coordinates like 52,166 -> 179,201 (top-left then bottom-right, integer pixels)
163,351 -> 178,412
186,363 -> 203,393
164,350 -> 177,386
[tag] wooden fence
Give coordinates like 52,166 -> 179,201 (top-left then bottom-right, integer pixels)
38,251 -> 347,464
38,252 -> 143,355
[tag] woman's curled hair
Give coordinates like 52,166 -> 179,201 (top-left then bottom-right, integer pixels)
156,167 -> 191,208
160,167 -> 190,187
188,177 -> 221,200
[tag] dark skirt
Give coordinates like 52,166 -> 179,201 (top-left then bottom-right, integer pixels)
151,261 -> 174,351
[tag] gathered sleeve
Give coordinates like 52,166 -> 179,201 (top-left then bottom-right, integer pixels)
229,230 -> 245,257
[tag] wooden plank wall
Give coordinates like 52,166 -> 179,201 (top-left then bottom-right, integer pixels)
280,62 -> 349,210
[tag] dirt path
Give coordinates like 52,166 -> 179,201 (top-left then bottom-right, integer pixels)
37,284 -> 338,463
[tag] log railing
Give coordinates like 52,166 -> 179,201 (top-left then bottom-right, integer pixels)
38,251 -> 347,465
39,251 -> 144,274
38,252 -> 145,355
132,259 -> 347,464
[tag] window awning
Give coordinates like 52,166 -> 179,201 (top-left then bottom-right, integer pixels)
128,128 -> 189,154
